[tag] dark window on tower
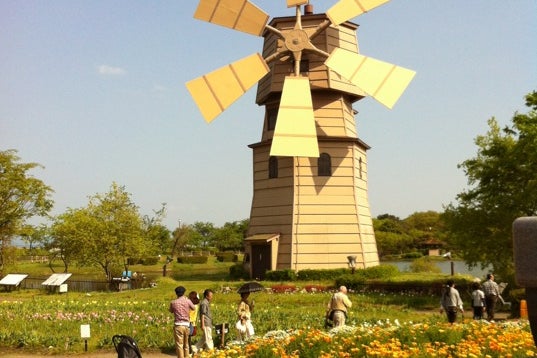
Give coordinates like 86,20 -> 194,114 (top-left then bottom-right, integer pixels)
267,108 -> 278,131
318,153 -> 332,176
359,157 -> 363,179
269,156 -> 278,179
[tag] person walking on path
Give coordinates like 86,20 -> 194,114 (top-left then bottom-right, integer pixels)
236,292 -> 255,340
169,286 -> 196,358
327,286 -> 352,327
440,280 -> 464,324
194,289 -> 214,352
482,273 -> 501,321
471,282 -> 486,320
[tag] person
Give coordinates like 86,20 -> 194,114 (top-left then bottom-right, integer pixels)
169,286 -> 196,358
471,282 -> 486,320
440,280 -> 464,324
194,289 -> 214,352
187,291 -> 200,355
327,286 -> 352,327
482,273 -> 501,321
236,292 -> 255,340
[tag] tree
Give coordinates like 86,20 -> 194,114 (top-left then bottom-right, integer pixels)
0,149 -> 53,270
213,219 -> 248,251
443,91 -> 537,282
50,183 -> 147,279
190,222 -> 216,249
373,215 -> 413,257
142,204 -> 171,256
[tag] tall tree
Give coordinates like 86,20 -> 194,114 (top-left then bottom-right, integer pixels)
0,149 -> 53,270
213,219 -> 249,251
142,203 -> 171,256
190,222 -> 216,249
443,91 -> 537,282
50,183 -> 146,279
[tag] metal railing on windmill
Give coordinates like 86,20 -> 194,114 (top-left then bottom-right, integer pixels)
186,0 -> 416,159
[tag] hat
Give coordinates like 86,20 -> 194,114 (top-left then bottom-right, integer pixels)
175,286 -> 186,296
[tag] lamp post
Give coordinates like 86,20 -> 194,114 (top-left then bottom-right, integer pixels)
347,255 -> 357,274
442,251 -> 454,276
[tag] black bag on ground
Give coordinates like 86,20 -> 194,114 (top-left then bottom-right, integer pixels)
112,335 -> 142,358
324,310 -> 334,328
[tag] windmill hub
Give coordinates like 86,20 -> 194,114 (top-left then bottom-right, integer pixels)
285,29 -> 309,52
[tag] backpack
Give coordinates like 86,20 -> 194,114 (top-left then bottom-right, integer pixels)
112,335 -> 142,358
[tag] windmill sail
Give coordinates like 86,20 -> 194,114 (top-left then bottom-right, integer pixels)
325,48 -> 415,109
326,0 -> 391,26
194,0 -> 269,36
186,53 -> 269,122
270,77 -> 319,158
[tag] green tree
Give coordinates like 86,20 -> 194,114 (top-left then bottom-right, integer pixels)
404,211 -> 446,247
190,222 -> 216,249
142,204 -> 171,256
213,219 -> 248,251
0,149 -> 53,270
373,215 -> 413,257
50,183 -> 147,279
443,91 -> 537,282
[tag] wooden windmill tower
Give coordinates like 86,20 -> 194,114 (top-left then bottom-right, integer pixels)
186,0 -> 415,279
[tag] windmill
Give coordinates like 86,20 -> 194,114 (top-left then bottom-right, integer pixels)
186,0 -> 415,279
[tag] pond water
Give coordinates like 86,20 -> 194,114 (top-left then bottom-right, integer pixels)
382,260 -> 493,278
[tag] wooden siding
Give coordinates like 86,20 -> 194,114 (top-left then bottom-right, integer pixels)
246,15 -> 379,275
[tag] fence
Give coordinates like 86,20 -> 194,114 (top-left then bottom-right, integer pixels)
14,275 -> 157,293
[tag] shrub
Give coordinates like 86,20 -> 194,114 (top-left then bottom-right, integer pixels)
335,265 -> 401,290
296,268 -> 349,281
402,251 -> 423,259
229,263 -> 249,280
216,252 -> 238,262
265,269 -> 297,282
176,256 -> 208,264
408,257 -> 441,273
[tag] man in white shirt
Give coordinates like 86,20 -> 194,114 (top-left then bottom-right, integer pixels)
327,286 -> 352,327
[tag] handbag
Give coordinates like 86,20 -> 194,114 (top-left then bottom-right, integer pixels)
189,323 -> 197,336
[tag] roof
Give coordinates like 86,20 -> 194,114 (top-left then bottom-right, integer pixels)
42,273 -> 72,286
0,274 -> 28,286
244,233 -> 280,242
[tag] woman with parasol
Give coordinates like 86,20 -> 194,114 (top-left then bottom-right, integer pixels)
235,282 -> 263,340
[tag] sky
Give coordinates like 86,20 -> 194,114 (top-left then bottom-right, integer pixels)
1,1 -> 536,230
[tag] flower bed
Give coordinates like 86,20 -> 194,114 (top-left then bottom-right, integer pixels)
200,320 -> 536,358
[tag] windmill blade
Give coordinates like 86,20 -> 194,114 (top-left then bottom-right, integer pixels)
325,48 -> 415,109
287,0 -> 309,7
270,77 -> 319,158
326,0 -> 390,26
194,0 -> 269,37
186,53 -> 269,123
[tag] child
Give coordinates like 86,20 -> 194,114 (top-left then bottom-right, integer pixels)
471,282 -> 486,320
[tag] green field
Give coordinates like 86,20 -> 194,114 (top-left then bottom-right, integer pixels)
1,258 -> 531,357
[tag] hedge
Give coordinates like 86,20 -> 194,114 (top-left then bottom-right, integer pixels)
176,256 -> 209,264
216,252 -> 239,262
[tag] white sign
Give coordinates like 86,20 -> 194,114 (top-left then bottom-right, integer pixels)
80,324 -> 91,338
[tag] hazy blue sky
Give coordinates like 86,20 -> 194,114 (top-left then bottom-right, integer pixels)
1,1 -> 536,229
